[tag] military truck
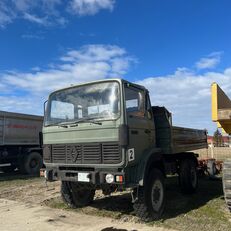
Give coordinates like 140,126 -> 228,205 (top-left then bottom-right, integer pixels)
43,79 -> 207,220
0,111 -> 43,174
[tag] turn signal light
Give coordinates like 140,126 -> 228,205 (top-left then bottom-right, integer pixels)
115,175 -> 123,183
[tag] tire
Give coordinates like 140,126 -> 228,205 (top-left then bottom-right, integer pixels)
207,159 -> 217,176
61,181 -> 95,208
133,169 -> 165,221
179,158 -> 198,194
23,152 -> 43,175
223,159 -> 231,212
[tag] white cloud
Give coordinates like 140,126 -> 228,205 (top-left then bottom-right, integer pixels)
0,0 -> 115,28
0,44 -> 133,114
0,1 -> 16,28
61,44 -> 126,62
23,13 -> 49,26
68,0 -> 115,16
136,67 -> 231,134
0,48 -> 229,134
195,52 -> 222,70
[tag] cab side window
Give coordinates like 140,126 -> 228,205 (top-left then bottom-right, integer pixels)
125,86 -> 145,118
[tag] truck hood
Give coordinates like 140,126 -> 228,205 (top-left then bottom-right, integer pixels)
43,122 -> 119,144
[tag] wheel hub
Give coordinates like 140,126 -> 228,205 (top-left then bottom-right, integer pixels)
151,179 -> 164,211
30,159 -> 38,168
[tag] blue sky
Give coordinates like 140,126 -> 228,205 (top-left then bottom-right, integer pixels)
0,0 -> 231,134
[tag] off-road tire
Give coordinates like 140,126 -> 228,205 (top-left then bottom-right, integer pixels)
23,152 -> 43,175
179,158 -> 198,194
61,181 -> 95,208
133,169 -> 165,221
223,159 -> 231,212
207,160 -> 217,177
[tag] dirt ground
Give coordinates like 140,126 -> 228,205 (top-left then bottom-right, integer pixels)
0,199 -> 172,231
0,171 -> 231,231
0,172 -> 174,231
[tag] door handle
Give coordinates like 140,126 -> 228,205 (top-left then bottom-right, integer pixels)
144,129 -> 151,134
131,130 -> 138,135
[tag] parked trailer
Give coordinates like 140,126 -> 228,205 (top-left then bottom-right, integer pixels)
43,79 -> 207,221
0,111 -> 43,174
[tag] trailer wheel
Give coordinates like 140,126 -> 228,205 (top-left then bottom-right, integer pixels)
24,152 -> 43,175
133,169 -> 165,221
207,159 -> 217,177
179,158 -> 198,194
61,181 -> 95,208
223,159 -> 231,212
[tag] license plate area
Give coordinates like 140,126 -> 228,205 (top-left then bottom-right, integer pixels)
78,172 -> 90,182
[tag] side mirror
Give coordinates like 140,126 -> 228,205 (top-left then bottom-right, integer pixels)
43,100 -> 48,116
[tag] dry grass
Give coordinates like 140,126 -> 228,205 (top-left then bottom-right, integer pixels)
195,147 -> 231,161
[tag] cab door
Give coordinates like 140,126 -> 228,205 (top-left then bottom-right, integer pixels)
124,84 -> 155,164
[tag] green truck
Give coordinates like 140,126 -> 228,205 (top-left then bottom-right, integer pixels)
43,79 -> 207,220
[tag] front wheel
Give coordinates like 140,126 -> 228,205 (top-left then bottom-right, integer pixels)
179,158 -> 198,194
61,181 -> 95,208
133,169 -> 165,221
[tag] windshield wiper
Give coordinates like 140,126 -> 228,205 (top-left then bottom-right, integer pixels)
46,118 -> 103,128
45,122 -> 68,128
46,121 -> 75,128
70,118 -> 102,127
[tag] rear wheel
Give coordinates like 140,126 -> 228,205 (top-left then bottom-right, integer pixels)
23,152 -> 43,175
133,169 -> 165,221
223,159 -> 231,212
61,181 -> 95,208
179,158 -> 198,194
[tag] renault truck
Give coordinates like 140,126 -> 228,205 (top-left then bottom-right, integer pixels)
43,79 -> 207,220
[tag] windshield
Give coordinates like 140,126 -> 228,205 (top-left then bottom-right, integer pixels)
44,81 -> 120,126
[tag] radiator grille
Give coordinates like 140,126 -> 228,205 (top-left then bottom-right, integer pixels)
45,142 -> 121,164
43,144 -> 51,162
102,143 -> 121,164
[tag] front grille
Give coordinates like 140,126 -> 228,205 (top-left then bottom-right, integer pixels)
52,144 -> 66,162
102,143 -> 121,164
45,142 -> 121,164
43,145 -> 51,162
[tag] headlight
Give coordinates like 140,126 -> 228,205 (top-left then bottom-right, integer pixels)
105,173 -> 114,183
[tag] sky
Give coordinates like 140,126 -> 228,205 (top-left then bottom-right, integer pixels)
0,0 -> 231,135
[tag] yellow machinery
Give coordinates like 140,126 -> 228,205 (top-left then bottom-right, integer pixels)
211,82 -> 231,134
211,82 -> 231,211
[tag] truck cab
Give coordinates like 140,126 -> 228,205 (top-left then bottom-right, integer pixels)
43,79 -> 155,184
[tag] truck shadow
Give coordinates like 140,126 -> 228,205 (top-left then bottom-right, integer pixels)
91,176 -> 223,220
161,175 -> 223,220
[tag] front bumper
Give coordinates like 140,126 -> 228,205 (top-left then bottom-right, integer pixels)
45,166 -> 125,185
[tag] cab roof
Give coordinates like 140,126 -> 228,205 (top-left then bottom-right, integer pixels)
49,78 -> 147,96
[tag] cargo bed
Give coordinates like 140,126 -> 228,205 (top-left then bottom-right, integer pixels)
152,106 -> 207,154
